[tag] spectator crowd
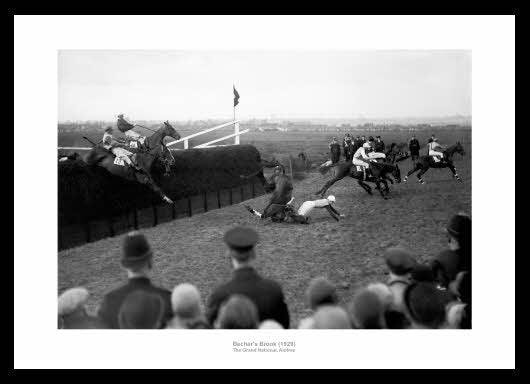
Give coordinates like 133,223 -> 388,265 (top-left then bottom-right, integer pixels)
58,213 -> 471,330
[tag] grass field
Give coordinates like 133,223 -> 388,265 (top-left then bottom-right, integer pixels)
58,128 -> 471,328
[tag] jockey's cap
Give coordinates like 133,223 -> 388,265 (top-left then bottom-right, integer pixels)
327,195 -> 336,203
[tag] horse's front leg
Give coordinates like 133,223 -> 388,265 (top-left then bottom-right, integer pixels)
357,180 -> 372,195
404,163 -> 420,182
315,179 -> 335,197
383,178 -> 390,194
448,163 -> 462,182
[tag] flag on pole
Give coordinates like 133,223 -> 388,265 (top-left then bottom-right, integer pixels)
233,85 -> 240,107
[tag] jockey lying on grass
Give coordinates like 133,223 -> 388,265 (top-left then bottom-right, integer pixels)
246,195 -> 344,224
102,127 -> 141,170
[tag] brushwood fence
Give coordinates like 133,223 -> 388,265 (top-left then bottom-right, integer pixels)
58,179 -> 265,251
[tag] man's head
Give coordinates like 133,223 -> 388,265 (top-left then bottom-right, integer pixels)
404,282 -> 453,329
58,287 -> 90,321
363,142 -> 372,151
384,247 -> 416,277
446,212 -> 471,252
223,226 -> 259,268
215,294 -> 259,329
376,136 -> 381,142
411,135 -> 416,140
306,277 -> 338,310
171,283 -> 203,319
348,288 -> 385,329
121,231 -> 153,274
312,305 -> 352,329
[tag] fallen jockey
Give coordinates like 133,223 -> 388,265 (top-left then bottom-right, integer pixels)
245,195 -> 344,224
102,126 -> 141,170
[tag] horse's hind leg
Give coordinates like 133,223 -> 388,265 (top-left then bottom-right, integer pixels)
375,180 -> 388,199
134,170 -> 173,203
416,168 -> 427,184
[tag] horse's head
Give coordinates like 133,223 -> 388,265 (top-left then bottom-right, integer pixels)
163,120 -> 181,141
455,142 -> 466,156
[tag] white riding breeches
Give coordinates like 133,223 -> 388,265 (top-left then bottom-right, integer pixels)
111,147 -> 133,159
352,158 -> 370,168
429,150 -> 444,158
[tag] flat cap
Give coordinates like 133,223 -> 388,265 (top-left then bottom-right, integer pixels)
58,287 -> 89,316
384,247 -> 417,275
223,226 -> 259,251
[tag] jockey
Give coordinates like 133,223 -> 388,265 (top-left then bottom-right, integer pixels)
293,195 -> 344,223
352,142 -> 375,180
117,114 -> 147,145
102,126 -> 140,170
428,138 -> 445,162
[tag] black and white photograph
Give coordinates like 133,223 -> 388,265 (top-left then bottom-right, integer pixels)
14,15 -> 515,369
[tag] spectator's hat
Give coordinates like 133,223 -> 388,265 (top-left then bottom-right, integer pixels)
224,226 -> 259,253
306,277 -> 338,309
404,282 -> 453,328
121,231 -> 153,268
104,126 -> 113,133
58,287 -> 89,316
312,305 -> 352,329
171,283 -> 202,319
348,289 -> 384,329
327,195 -> 336,203
384,247 -> 417,275
118,291 -> 165,329
446,213 -> 471,239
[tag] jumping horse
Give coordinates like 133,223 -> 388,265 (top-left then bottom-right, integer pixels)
82,121 -> 181,203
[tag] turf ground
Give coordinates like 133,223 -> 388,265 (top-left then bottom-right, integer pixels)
58,129 -> 471,327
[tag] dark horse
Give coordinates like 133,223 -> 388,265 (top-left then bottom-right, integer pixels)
315,160 -> 402,200
385,143 -> 410,164
82,121 -> 181,203
240,160 -> 293,221
403,142 -> 465,184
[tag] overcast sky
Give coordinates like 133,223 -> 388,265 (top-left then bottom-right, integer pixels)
58,50 -> 471,122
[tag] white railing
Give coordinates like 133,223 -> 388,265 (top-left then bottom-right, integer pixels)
58,120 -> 249,151
166,120 -> 245,149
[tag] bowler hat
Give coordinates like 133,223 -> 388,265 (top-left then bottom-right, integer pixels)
224,226 -> 258,252
118,291 -> 165,329
384,247 -> 417,275
447,213 -> 471,239
121,231 -> 153,268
